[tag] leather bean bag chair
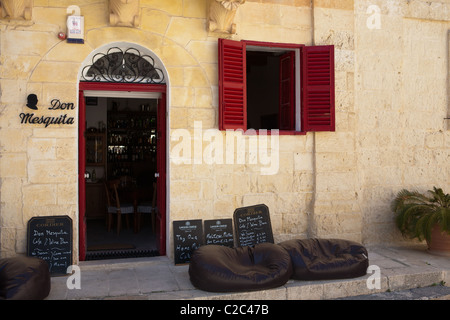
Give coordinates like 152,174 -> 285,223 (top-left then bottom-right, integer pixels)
279,238 -> 369,281
189,243 -> 293,292
0,256 -> 51,300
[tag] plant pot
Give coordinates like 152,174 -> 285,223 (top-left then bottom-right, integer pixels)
426,225 -> 450,257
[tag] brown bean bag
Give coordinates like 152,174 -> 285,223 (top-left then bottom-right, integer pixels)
279,238 -> 369,280
0,256 -> 51,300
189,243 -> 293,292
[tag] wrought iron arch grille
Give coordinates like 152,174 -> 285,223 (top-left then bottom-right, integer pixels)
81,47 -> 165,84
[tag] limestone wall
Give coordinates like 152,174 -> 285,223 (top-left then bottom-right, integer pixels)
354,0 -> 450,243
0,0 -> 448,262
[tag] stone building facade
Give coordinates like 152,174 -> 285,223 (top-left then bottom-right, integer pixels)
0,0 -> 449,264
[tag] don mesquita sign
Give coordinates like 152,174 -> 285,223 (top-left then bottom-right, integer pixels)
19,95 -> 75,128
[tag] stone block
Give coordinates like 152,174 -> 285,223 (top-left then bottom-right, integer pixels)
322,278 -> 376,299
187,108 -> 215,129
141,0 -> 183,16
194,87 -> 213,109
294,152 -> 313,172
0,178 -> 23,211
55,138 -> 77,160
0,227 -> 17,256
202,64 -> 219,86
3,30 -> 58,56
315,0 -> 354,10
86,28 -> 162,51
167,67 -> 185,86
170,87 -> 195,107
45,42 -> 93,63
286,281 -> 324,300
336,212 -> 362,234
316,171 -> 357,193
387,270 -> 444,291
23,184 -> 57,207
170,180 -> 202,201
166,17 -> 207,47
293,172 -> 314,192
0,129 -> 31,153
0,153 -> 27,178
160,41 -> 197,67
183,0 -> 207,19
170,107 -> 189,129
213,197 -> 238,218
315,132 -> 355,153
30,61 -> 80,83
184,67 -> 210,88
1,55 -> 41,80
27,138 -> 56,160
187,41 -> 217,64
141,9 -> 171,34
316,152 -> 356,172
56,183 -> 78,205
425,132 -> 444,149
28,160 -> 77,184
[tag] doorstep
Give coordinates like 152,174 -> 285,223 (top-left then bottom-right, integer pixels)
47,244 -> 449,300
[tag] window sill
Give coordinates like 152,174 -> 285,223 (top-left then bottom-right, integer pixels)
241,130 -> 306,136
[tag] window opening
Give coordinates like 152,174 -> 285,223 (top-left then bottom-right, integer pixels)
219,39 -> 335,133
247,50 -> 283,130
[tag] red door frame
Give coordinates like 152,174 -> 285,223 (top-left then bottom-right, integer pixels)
78,82 -> 167,261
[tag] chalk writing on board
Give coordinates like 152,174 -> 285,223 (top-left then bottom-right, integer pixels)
204,219 -> 234,247
27,216 -> 73,275
234,204 -> 274,247
173,220 -> 203,264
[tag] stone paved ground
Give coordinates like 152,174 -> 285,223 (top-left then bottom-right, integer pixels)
47,244 -> 449,301
336,284 -> 450,300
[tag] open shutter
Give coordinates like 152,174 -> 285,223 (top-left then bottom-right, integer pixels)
219,39 -> 247,130
279,51 -> 295,130
301,45 -> 335,132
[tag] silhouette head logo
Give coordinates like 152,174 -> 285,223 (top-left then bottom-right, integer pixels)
26,94 -> 38,110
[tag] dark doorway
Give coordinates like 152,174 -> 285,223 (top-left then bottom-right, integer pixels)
78,82 -> 167,262
84,96 -> 158,260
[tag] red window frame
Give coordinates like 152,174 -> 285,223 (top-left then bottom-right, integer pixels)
218,39 -> 335,133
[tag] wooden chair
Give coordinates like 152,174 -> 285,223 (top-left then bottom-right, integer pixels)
104,179 -> 135,234
136,182 -> 157,233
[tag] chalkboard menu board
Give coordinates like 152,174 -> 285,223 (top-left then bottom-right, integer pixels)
27,216 -> 73,275
204,219 -> 234,247
173,220 -> 203,265
233,204 -> 274,247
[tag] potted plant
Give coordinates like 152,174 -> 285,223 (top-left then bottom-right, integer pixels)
392,187 -> 450,256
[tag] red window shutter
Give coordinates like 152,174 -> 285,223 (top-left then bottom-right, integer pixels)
219,39 -> 247,130
301,45 -> 335,132
279,51 -> 295,130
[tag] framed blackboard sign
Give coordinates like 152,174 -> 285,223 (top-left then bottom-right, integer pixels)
173,220 -> 203,265
27,216 -> 73,275
204,219 -> 234,247
233,204 -> 274,247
